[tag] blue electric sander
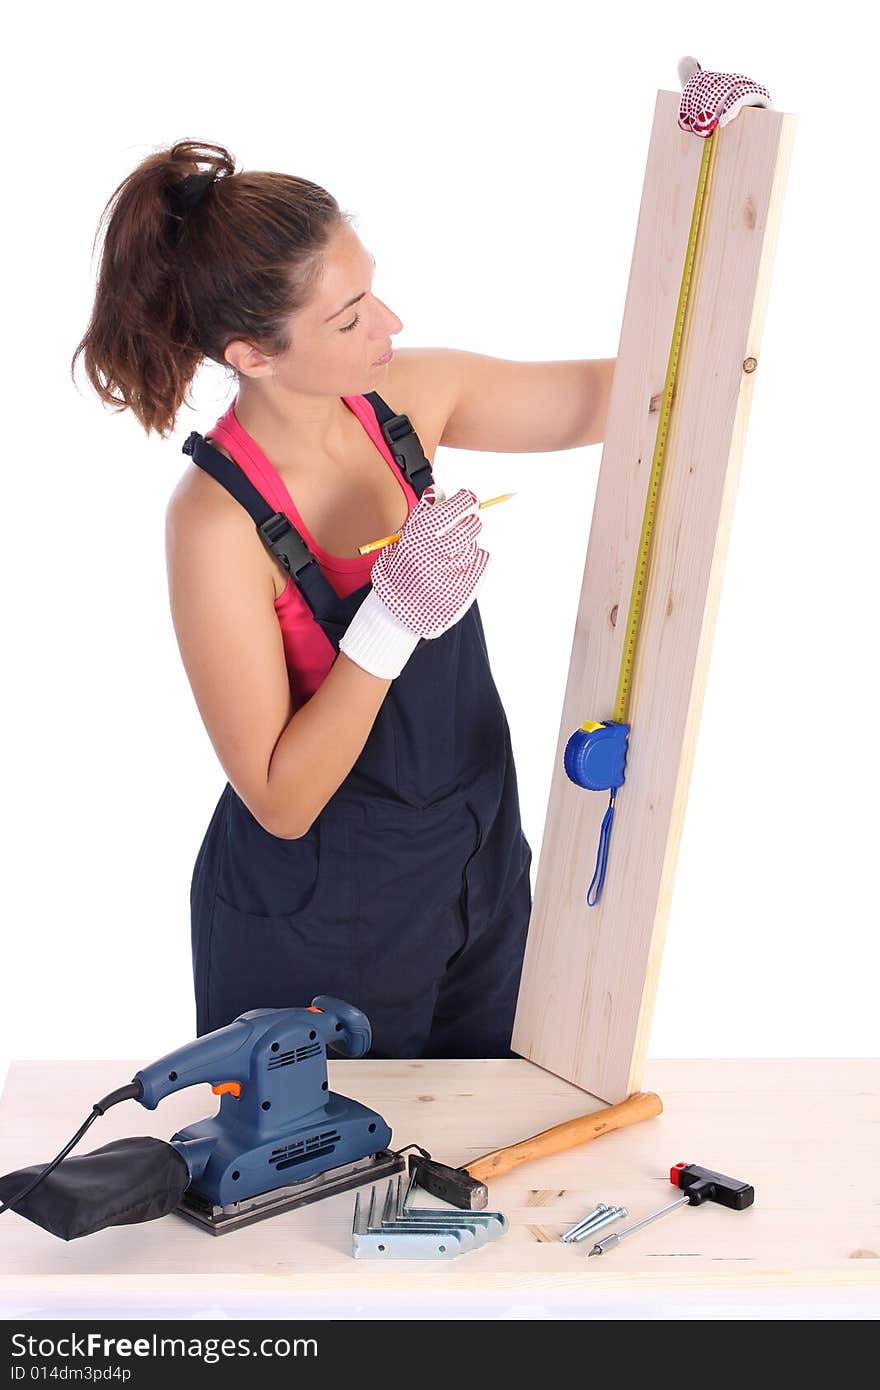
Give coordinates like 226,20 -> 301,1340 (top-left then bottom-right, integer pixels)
0,997 -> 404,1239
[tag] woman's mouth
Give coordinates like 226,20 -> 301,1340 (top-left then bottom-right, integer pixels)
373,348 -> 393,365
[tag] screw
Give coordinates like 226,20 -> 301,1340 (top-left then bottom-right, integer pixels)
562,1204 -> 627,1243
570,1206 -> 628,1243
588,1194 -> 691,1257
560,1204 -> 609,1243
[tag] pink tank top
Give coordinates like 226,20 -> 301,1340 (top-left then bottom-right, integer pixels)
207,394 -> 421,711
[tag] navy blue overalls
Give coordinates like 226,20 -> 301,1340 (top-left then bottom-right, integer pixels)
184,392 -> 533,1058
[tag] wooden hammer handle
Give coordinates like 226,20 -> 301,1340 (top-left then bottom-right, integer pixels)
466,1091 -> 663,1183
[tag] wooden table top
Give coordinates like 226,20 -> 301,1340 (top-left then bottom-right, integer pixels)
1,1058 -> 877,1318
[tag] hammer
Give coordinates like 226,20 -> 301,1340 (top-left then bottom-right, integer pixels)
406,1091 -> 663,1210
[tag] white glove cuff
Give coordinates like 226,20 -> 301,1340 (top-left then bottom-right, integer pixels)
337,588 -> 420,680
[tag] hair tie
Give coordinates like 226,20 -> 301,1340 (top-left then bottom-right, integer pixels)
166,171 -> 216,221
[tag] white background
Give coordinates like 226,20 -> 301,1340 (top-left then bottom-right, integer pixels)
2,2 -> 877,1095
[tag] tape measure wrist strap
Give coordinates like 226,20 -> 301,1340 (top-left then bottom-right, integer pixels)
586,787 -> 617,907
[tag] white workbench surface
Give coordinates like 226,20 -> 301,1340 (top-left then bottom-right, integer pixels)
1,1059 -> 877,1320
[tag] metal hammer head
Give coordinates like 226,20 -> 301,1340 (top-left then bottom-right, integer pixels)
407,1153 -> 488,1211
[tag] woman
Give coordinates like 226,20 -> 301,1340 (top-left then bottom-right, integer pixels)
72,140 -> 614,1058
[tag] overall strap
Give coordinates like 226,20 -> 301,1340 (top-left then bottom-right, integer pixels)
181,431 -> 337,621
180,396 -> 435,613
364,391 -> 435,499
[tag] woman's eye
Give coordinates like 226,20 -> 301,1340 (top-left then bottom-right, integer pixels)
340,314 -> 360,333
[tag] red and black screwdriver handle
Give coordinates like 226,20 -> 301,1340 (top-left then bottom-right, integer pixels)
670,1162 -> 755,1210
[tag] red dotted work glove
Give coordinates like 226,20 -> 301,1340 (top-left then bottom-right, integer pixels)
338,484 -> 489,679
371,483 -> 489,639
677,55 -> 772,138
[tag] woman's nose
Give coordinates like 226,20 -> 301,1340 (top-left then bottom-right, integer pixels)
373,297 -> 402,335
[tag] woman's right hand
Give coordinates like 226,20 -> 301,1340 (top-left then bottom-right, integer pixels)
338,484 -> 490,680
371,484 -> 489,639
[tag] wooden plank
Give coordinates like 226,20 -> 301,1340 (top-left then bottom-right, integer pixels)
1,1058 -> 876,1315
511,91 -> 798,1103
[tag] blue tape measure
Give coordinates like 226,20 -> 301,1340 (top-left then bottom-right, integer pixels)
564,721 -> 629,905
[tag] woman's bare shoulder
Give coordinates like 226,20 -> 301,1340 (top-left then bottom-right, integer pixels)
379,347 -> 462,457
166,446 -> 240,544
165,447 -> 281,598
166,430 -> 261,531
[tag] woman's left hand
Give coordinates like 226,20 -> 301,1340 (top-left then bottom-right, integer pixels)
677,55 -> 772,138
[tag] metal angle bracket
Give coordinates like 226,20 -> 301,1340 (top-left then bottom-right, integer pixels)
351,1176 -> 508,1260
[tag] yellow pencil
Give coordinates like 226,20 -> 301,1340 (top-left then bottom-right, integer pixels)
358,492 -> 516,556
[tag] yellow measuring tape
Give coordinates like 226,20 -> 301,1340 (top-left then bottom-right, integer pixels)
615,128 -> 718,723
566,128 -> 719,904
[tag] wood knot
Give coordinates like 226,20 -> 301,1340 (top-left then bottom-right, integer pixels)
525,1189 -> 567,1207
526,1224 -> 557,1242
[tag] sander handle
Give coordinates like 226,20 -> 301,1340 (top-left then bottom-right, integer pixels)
466,1090 -> 663,1183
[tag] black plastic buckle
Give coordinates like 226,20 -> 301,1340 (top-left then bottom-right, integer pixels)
257,512 -> 315,579
182,431 -> 200,456
380,413 -> 431,485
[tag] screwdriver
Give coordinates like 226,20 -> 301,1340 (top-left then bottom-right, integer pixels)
588,1162 -> 755,1257
358,492 -> 516,555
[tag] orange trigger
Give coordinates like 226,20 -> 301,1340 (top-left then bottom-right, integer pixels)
211,1081 -> 241,1097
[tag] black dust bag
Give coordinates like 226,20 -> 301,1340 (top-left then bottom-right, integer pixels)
0,1136 -> 191,1240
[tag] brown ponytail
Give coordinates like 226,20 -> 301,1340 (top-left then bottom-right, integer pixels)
71,139 -> 348,439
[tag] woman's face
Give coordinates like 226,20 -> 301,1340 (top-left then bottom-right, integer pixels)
227,221 -> 403,398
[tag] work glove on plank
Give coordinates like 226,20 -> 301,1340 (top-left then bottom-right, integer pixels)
677,55 -> 772,137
